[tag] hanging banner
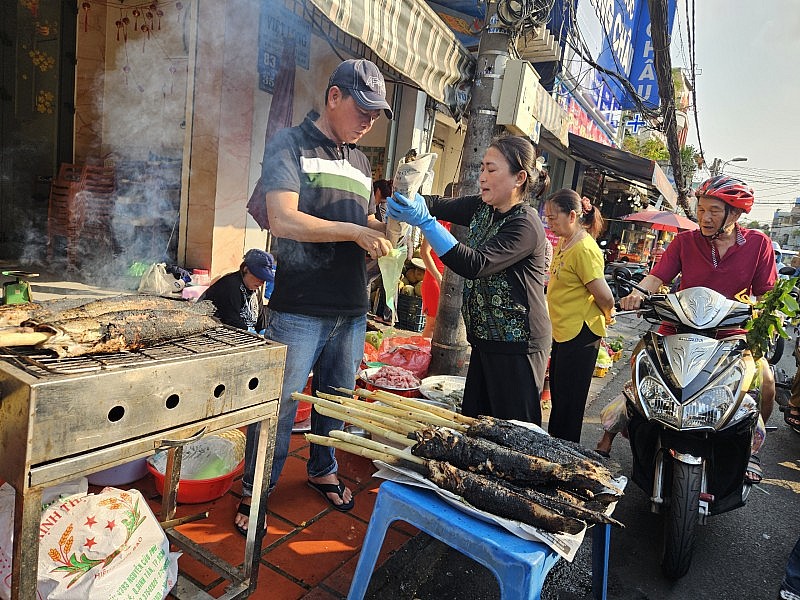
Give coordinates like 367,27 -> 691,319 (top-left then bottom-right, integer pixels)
595,0 -> 677,110
258,1 -> 311,93
626,0 -> 677,109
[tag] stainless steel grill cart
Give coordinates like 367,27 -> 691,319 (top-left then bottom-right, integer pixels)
0,326 -> 286,599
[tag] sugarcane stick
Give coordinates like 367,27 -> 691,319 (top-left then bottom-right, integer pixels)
338,386 -> 476,427
328,430 -> 425,464
314,406 -> 412,447
304,434 -> 418,466
0,328 -> 52,347
292,392 -> 421,435
319,391 -> 462,430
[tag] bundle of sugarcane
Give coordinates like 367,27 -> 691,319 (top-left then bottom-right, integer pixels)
0,295 -> 219,357
295,388 -> 624,535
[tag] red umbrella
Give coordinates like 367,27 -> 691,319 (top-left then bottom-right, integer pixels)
622,210 -> 698,232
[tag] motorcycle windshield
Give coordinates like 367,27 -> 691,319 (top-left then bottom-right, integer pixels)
649,287 -> 751,331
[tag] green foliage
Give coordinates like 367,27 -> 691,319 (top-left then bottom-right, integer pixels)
745,278 -> 800,359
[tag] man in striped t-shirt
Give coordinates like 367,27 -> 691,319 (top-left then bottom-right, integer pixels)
235,59 -> 393,535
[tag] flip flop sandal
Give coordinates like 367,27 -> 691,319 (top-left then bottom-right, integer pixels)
307,480 -> 355,512
594,448 -> 611,459
783,405 -> 800,434
744,454 -> 763,485
234,501 -> 267,537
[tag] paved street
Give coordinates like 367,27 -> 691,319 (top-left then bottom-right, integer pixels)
366,313 -> 800,600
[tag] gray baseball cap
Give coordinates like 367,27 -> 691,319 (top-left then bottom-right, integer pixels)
329,59 -> 393,119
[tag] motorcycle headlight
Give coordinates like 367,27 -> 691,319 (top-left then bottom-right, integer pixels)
681,366 -> 744,429
636,355 -> 680,426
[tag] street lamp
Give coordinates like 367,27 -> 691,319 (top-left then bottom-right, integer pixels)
716,156 -> 748,175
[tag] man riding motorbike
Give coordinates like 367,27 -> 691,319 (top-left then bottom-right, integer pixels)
595,175 -> 777,483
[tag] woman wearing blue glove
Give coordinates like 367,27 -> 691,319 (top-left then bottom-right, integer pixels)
387,136 -> 551,424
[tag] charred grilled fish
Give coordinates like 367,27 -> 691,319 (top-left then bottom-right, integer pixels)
27,309 -> 220,357
467,416 -> 608,468
425,460 -> 585,534
1,295 -> 214,330
412,427 -> 623,497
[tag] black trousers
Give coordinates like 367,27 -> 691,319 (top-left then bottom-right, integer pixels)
461,347 -> 548,425
548,323 -> 601,443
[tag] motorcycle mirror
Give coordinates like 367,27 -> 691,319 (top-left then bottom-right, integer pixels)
779,266 -> 796,276
613,266 -> 633,282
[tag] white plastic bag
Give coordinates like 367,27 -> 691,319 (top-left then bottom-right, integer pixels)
599,393 -> 629,435
137,263 -> 178,297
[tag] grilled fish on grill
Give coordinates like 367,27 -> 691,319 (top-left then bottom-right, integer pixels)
26,309 -> 220,357
412,426 -> 623,497
49,295 -> 216,321
1,295 -> 214,329
0,297 -> 92,329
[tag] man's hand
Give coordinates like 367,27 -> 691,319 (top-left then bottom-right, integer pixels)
386,192 -> 434,228
618,291 -> 645,311
354,227 -> 393,259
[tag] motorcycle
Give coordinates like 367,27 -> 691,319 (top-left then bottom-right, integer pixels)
617,282 -> 760,579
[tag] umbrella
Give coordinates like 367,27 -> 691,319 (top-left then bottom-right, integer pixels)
622,210 -> 698,232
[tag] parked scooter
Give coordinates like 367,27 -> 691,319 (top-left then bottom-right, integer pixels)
616,282 -> 759,579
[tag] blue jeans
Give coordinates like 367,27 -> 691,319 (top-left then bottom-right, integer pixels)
241,310 -> 366,498
782,537 -> 800,598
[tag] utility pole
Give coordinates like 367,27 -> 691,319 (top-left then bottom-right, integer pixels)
428,1 -> 514,375
647,0 -> 693,219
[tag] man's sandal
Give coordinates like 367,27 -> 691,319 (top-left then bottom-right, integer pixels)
783,404 -> 800,434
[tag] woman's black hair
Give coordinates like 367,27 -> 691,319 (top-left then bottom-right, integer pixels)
373,179 -> 392,199
545,188 -> 605,239
488,136 -> 536,197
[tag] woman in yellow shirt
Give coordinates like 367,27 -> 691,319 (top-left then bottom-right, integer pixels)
544,189 -> 615,442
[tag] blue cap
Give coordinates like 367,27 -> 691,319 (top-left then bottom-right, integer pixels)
243,249 -> 275,282
329,59 -> 393,119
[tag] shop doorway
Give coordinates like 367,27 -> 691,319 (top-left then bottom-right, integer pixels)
0,1 -> 75,259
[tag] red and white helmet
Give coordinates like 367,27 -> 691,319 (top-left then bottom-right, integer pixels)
695,175 -> 754,213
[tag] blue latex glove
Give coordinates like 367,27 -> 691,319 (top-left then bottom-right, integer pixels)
387,192 -> 457,256
387,192 -> 434,228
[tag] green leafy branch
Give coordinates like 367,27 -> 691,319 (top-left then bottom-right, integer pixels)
745,277 -> 800,360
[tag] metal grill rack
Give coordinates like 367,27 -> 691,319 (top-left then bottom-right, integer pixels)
0,328 -> 287,599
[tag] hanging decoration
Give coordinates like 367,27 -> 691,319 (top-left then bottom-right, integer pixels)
79,0 -> 180,37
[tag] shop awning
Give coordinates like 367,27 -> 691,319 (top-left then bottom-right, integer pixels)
567,133 -> 677,209
305,0 -> 476,118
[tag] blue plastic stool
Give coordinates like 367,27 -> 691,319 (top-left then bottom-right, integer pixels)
348,480 -> 610,600
348,481 -> 611,600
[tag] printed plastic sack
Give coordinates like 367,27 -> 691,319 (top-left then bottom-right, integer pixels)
137,263 -> 180,297
0,484 -> 179,599
388,153 -> 438,252
599,393 -> 629,435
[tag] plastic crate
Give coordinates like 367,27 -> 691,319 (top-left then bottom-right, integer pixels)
397,294 -> 424,317
397,313 -> 426,332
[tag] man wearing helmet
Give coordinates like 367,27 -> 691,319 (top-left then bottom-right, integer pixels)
597,176 -> 777,482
